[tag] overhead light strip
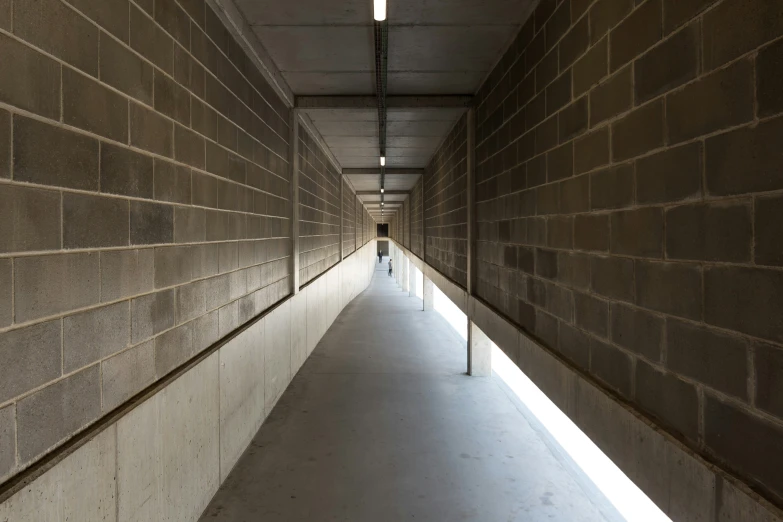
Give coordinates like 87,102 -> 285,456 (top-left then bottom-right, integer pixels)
373,4 -> 389,209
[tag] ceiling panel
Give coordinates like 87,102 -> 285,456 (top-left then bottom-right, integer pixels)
285,72 -> 375,95
387,72 -> 483,95
362,194 -> 409,202
305,109 -> 376,122
237,0 -> 535,194
253,26 -> 374,72
386,136 -> 443,149
312,121 -> 378,136
236,0 -> 372,24
387,108 -> 466,121
389,0 -> 533,24
388,26 -> 515,72
387,120 -> 455,136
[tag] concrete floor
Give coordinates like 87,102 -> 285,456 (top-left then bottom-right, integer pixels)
200,260 -> 622,521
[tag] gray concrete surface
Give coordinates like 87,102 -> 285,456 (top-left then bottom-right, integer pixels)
200,262 -> 619,521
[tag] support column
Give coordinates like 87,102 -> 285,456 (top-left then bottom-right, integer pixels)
423,276 -> 434,311
468,320 -> 491,377
408,263 -> 416,297
290,109 -> 300,295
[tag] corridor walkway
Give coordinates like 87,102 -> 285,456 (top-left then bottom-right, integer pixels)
200,261 -> 620,521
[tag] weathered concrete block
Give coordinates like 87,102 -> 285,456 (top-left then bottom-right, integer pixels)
15,252 -> 100,323
218,300 -> 239,337
154,245 -> 193,289
176,280 -> 206,325
63,193 -> 129,249
102,340 -> 155,412
14,115 -> 99,191
131,289 -> 175,344
17,365 -> 101,466
0,183 -> 61,253
193,310 -> 220,353
154,322 -> 194,377
64,301 -> 131,372
100,249 -> 155,302
0,320 -> 61,404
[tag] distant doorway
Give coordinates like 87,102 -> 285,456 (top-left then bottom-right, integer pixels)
377,224 -> 389,237
377,240 -> 389,257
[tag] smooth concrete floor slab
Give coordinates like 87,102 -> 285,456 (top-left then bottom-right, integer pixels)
200,261 -> 621,521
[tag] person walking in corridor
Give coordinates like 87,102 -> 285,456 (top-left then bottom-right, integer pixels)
378,250 -> 382,263
388,258 -> 393,277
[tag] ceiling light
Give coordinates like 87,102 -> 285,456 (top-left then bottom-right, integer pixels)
374,0 -> 386,21
380,188 -> 384,193
381,202 -> 384,206
380,156 -> 386,166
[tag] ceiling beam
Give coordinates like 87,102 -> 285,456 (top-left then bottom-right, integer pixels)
343,168 -> 423,175
356,190 -> 409,196
296,96 -> 473,109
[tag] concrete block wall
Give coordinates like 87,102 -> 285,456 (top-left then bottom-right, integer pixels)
410,177 -> 424,257
355,194 -> 364,246
470,0 -> 783,508
424,113 -> 469,289
298,125 -> 341,286
361,203 -> 374,245
390,236 -> 783,522
0,239 -> 378,521
402,198 -> 410,249
0,0 -> 294,484
343,179 -> 357,256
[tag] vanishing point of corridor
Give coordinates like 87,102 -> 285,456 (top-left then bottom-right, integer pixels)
200,262 -> 618,521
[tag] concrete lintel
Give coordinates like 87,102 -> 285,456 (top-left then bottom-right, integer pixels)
296,95 -> 473,109
343,168 -> 423,176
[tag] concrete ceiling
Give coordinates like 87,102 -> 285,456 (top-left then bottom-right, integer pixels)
233,0 -> 535,218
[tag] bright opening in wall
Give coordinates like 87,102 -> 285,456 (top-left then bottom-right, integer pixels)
426,280 -> 671,522
432,284 -> 467,341
491,344 -> 671,522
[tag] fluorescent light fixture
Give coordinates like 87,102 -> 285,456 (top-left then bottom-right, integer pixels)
374,0 -> 386,21
380,156 -> 386,166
